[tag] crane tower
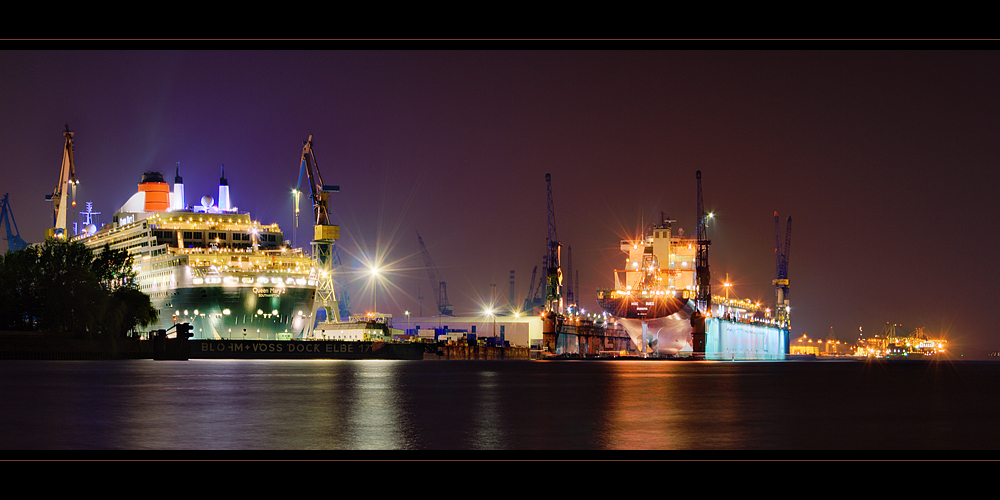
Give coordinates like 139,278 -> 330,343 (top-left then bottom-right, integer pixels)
45,125 -> 79,240
544,173 -> 563,314
773,212 -> 792,329
296,135 -> 341,329
1,194 -> 28,252
417,231 -> 454,316
695,171 -> 711,313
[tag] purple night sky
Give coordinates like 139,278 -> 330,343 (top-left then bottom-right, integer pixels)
2,50 -> 997,356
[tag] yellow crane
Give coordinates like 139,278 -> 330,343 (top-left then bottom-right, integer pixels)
45,125 -> 78,239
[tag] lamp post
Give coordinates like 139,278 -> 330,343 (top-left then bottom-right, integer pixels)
371,266 -> 380,316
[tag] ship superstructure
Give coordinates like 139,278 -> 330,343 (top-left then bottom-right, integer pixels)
597,214 -> 700,356
73,169 -> 319,340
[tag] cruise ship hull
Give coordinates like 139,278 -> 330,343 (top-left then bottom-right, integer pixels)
152,282 -> 316,340
188,339 -> 426,360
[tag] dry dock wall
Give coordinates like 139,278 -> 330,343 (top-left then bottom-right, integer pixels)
543,322 -> 637,356
705,317 -> 788,360
432,344 -> 530,360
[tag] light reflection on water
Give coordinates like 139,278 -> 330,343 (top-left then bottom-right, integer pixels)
1,359 -> 998,451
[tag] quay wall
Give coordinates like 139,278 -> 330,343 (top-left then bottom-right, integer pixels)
0,332 -> 149,360
432,344 -> 530,360
543,321 -> 637,356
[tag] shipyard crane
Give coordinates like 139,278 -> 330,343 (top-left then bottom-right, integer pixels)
1,193 -> 28,253
522,263 -> 549,314
296,135 -> 341,327
332,245 -> 352,321
773,212 -> 792,329
564,245 -> 575,312
45,125 -> 79,240
695,170 -> 712,313
544,173 -> 563,314
523,265 -> 537,307
416,231 -> 454,316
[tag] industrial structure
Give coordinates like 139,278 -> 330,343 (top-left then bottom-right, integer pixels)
691,170 -> 712,355
853,323 -> 948,358
295,134 -> 341,325
44,125 -> 79,240
401,313 -> 544,350
522,264 -> 544,314
773,212 -> 792,329
544,173 -> 563,315
417,231 -> 454,316
0,193 -> 28,253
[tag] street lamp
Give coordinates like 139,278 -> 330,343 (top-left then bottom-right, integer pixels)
405,310 -> 410,331
485,307 -> 496,338
370,266 -> 380,315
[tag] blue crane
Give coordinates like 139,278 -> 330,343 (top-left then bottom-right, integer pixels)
773,211 -> 792,328
416,231 -> 454,316
1,193 -> 28,253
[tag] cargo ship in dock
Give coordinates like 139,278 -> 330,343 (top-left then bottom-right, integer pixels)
53,130 -> 425,360
591,172 -> 790,360
595,213 -> 789,360
596,214 -> 701,356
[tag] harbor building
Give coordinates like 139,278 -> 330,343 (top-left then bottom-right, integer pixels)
399,314 -> 544,348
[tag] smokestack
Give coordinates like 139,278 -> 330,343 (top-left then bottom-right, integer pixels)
218,163 -> 230,211
138,171 -> 169,212
509,270 -> 515,308
172,162 -> 185,210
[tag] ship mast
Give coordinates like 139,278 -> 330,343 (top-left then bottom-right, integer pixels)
297,135 -> 341,330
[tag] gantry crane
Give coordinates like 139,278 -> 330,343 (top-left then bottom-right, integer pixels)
773,212 -> 792,329
689,170 -> 713,357
296,135 -> 341,328
1,193 -> 28,253
544,173 -> 563,314
695,170 -> 711,313
523,265 -> 538,311
45,125 -> 78,240
564,245 -> 575,312
332,244 -> 352,321
416,231 -> 454,316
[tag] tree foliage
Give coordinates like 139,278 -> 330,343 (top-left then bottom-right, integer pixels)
0,239 -> 158,336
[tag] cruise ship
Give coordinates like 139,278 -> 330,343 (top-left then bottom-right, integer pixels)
73,167 -> 319,341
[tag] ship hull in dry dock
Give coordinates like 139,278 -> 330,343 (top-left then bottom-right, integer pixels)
600,296 -> 698,356
595,292 -> 691,320
188,339 -> 426,360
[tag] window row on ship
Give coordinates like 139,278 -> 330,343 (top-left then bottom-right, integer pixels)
151,229 -> 284,249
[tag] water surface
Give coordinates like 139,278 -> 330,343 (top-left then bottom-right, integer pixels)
1,359 -> 996,454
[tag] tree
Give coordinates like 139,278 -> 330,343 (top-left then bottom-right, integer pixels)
0,239 -> 157,337
110,287 -> 159,337
92,243 -> 136,292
